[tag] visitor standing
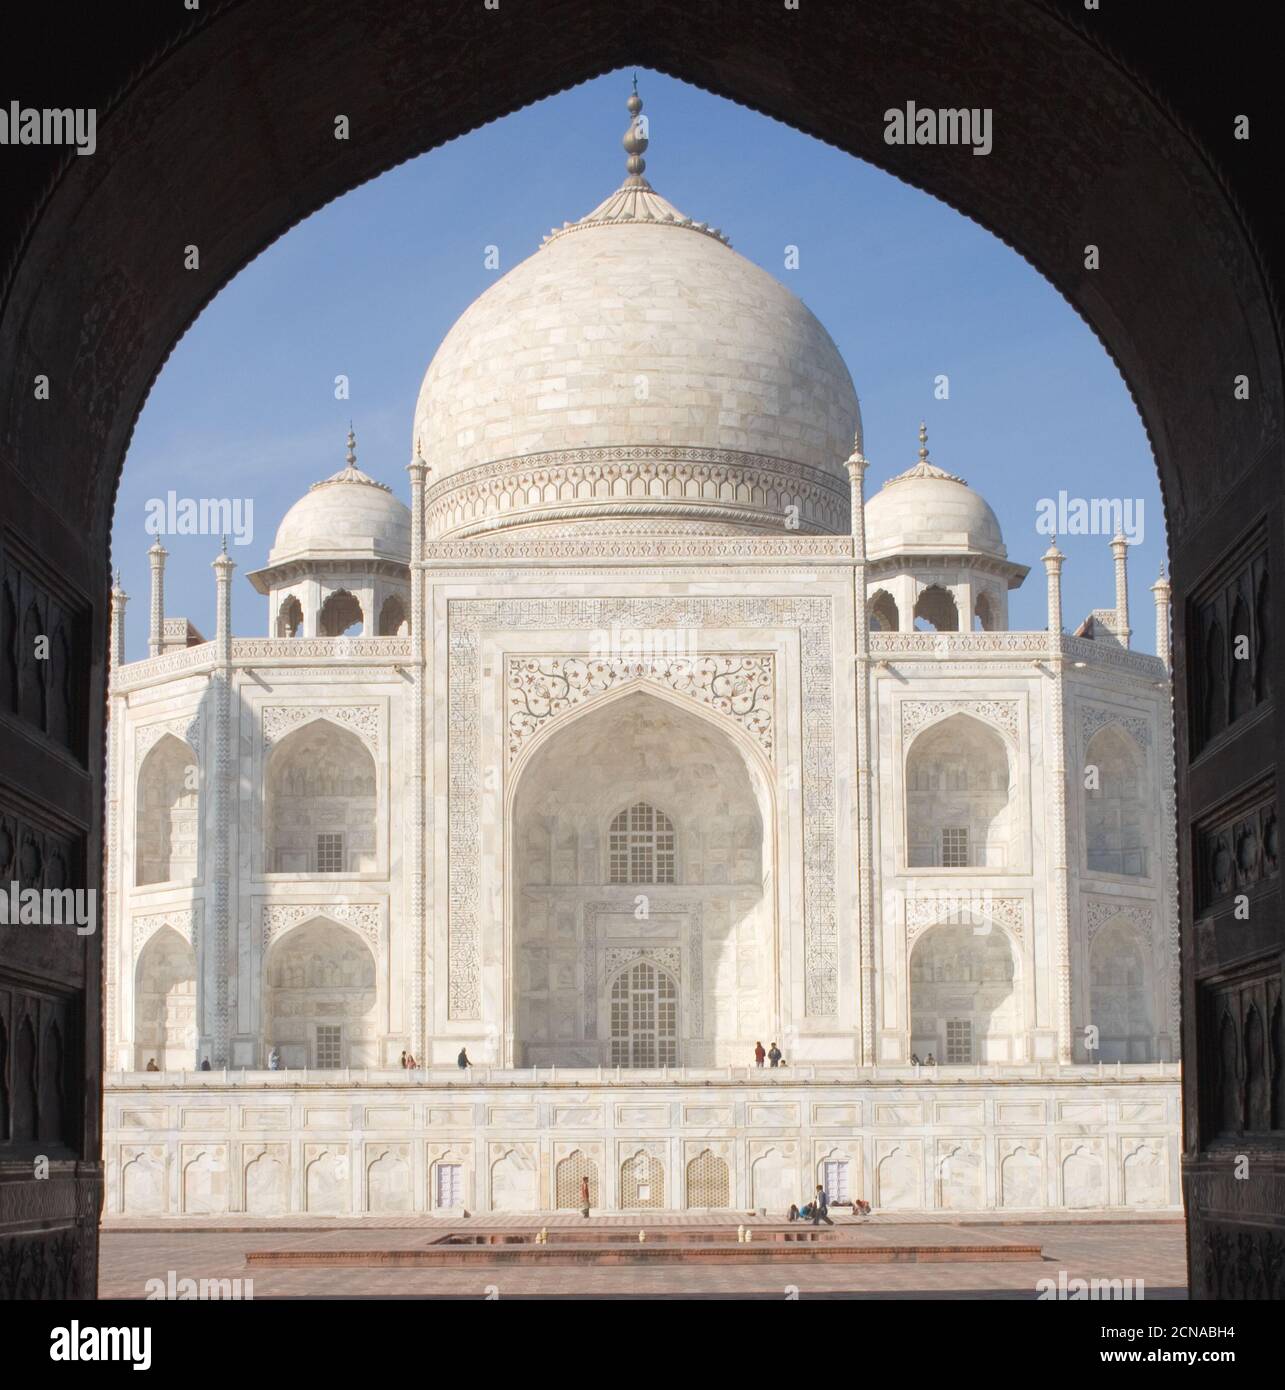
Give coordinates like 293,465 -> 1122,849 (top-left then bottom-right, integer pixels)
458,1047 -> 471,1069
580,1173 -> 591,1218
754,1041 -> 766,1068
768,1042 -> 782,1068
268,1047 -> 280,1071
811,1184 -> 834,1225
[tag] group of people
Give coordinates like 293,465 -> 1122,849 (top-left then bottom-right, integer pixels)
908,1053 -> 937,1066
752,1041 -> 784,1068
787,1188 -> 873,1223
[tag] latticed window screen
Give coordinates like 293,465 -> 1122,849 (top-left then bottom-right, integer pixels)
314,1024 -> 342,1068
945,1019 -> 973,1064
434,1163 -> 463,1208
555,1150 -> 600,1209
608,802 -> 676,884
686,1149 -> 731,1209
316,832 -> 345,873
620,1151 -> 664,1209
822,1159 -> 850,1203
941,826 -> 969,868
609,960 -> 678,1067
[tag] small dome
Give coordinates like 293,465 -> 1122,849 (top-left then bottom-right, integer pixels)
864,428 -> 1005,559
269,433 -> 411,565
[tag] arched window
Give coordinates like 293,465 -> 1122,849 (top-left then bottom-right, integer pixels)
276,595 -> 303,637
608,802 -> 676,884
377,594 -> 409,636
914,584 -> 959,632
136,734 -> 199,885
265,719 -> 377,874
319,589 -> 364,637
905,714 -> 1013,868
1084,725 -> 1148,877
869,590 -> 899,632
609,959 -> 677,1067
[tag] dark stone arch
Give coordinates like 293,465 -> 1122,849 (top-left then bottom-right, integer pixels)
0,0 -> 1279,1300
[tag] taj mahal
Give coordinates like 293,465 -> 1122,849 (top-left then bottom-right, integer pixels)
102,91 -> 1181,1220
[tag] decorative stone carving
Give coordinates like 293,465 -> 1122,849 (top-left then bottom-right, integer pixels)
424,445 -> 850,540
232,637 -> 411,661
901,698 -> 1020,747
1084,899 -> 1154,943
506,653 -> 774,763
261,902 -> 382,949
134,713 -> 202,769
904,895 -> 1025,944
604,946 -> 681,978
261,704 -> 379,752
132,908 -> 199,956
1081,704 -> 1152,750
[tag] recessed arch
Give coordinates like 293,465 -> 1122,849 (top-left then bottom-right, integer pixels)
377,594 -> 409,636
1088,915 -> 1154,1062
318,588 -> 364,637
869,589 -> 899,632
913,585 -> 959,633
508,685 -> 772,1068
276,594 -> 303,637
135,733 -> 199,885
263,915 -> 377,1069
909,920 -> 1021,1064
1084,724 -> 1150,878
905,713 -> 1015,869
264,718 -> 377,875
133,924 -> 197,1072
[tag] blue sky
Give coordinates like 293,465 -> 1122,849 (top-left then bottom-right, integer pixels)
113,68 -> 1163,658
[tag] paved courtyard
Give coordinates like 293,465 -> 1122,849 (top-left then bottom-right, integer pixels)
99,1214 -> 1187,1299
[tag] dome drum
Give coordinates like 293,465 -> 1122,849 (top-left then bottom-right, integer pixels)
422,445 -> 852,539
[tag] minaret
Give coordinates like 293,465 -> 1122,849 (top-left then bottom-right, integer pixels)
147,539 -> 168,657
1151,565 -> 1172,670
1111,532 -> 1131,648
1042,538 -> 1065,648
406,441 -> 429,1062
847,432 -> 875,1064
846,435 -> 869,561
210,537 -> 235,1066
109,571 -> 129,673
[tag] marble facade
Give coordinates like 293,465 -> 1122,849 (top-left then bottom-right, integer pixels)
102,94 -> 1180,1215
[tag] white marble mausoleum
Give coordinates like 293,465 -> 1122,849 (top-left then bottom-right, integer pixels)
103,93 -> 1181,1219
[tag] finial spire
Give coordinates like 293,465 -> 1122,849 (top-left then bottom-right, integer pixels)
918,421 -> 929,463
623,82 -> 648,184
346,424 -> 357,469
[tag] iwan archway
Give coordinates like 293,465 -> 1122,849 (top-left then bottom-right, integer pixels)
0,0 -> 1280,1299
506,685 -> 776,1068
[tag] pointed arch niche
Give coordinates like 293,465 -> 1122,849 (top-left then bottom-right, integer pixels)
133,924 -> 197,1071
507,686 -> 775,1068
263,717 -> 378,875
263,915 -> 378,1068
135,733 -> 199,885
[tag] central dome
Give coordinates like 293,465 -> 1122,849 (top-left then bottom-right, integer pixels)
413,92 -> 861,539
